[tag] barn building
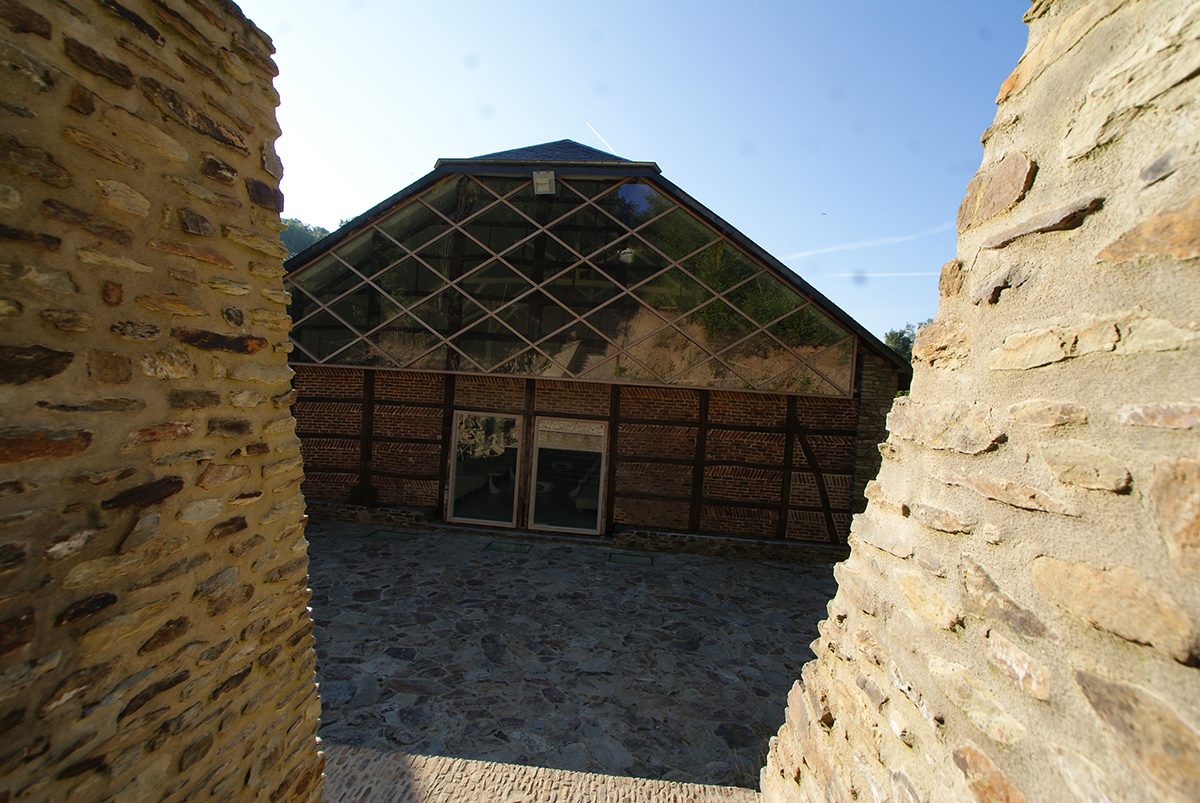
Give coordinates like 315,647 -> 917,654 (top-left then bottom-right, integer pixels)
284,140 -> 909,552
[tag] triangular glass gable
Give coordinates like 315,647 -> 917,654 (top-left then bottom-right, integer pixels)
285,171 -> 857,397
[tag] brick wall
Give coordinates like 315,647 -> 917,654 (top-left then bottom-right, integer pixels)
762,2 -> 1200,800
0,2 -> 322,800
292,366 -> 877,544
851,351 -> 900,512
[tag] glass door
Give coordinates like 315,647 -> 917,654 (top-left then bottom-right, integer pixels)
448,412 -> 521,526
529,419 -> 606,534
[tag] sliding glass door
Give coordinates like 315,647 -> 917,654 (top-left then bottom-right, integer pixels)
448,413 -> 521,526
529,419 -> 606,534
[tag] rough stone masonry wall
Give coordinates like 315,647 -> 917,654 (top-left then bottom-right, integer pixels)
0,1 -> 322,801
762,1 -> 1200,802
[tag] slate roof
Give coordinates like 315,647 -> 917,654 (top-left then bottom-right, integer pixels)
471,139 -> 629,163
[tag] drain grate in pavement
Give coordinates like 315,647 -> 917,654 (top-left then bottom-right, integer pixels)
372,530 -> 416,541
486,541 -> 531,553
609,552 -> 653,565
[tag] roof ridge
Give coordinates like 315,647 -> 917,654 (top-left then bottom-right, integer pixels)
469,139 -> 630,163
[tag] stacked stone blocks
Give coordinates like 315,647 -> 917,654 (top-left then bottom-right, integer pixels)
0,1 -> 322,800
763,1 -> 1200,801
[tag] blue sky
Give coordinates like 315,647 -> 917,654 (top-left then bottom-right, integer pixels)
235,1 -> 1030,339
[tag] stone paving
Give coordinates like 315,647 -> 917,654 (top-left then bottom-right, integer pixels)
306,520 -> 838,793
322,745 -> 760,803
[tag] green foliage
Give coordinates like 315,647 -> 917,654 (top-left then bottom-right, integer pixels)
884,318 -> 934,363
280,218 -> 331,258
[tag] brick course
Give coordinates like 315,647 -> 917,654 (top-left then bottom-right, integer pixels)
292,363 -> 885,545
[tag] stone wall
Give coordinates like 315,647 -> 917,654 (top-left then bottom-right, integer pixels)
762,1 -> 1200,801
0,1 -> 322,801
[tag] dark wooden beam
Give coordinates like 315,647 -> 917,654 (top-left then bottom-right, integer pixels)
688,390 -> 710,531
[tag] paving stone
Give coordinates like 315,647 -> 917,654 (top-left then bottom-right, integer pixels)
306,520 -> 837,790
322,746 -> 758,803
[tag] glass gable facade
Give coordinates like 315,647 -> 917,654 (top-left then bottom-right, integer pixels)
286,173 -> 856,396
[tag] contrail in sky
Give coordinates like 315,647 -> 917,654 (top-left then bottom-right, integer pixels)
586,122 -> 615,154
784,222 -> 955,260
829,272 -> 940,277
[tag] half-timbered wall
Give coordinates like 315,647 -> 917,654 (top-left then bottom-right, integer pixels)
293,355 -> 900,543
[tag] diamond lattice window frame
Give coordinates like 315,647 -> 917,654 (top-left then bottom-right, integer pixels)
284,156 -> 901,399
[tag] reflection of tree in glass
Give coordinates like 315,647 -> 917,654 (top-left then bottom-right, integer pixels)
456,415 -> 517,459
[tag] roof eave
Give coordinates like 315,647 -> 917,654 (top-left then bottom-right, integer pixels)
434,157 -> 661,173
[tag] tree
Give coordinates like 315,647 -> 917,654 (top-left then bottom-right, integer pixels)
884,318 -> 934,363
280,218 -> 331,258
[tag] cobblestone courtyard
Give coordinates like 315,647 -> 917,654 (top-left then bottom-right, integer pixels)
306,521 -> 838,789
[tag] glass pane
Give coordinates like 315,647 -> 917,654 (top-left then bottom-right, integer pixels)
537,325 -> 602,375
561,178 -> 618,200
624,326 -> 704,380
407,345 -> 453,371
496,290 -> 574,344
632,267 -> 712,321
329,286 -> 402,333
378,202 -> 449,252
531,419 -> 605,533
805,338 -> 855,394
543,265 -> 619,313
374,258 -> 445,308
578,354 -> 658,383
423,175 -> 488,223
457,261 -> 532,310
450,318 -> 526,370
500,232 -> 579,282
676,299 -> 756,354
595,180 -> 672,229
492,347 -> 558,376
674,360 -> 753,389
768,305 -> 851,355
285,283 -> 321,323
371,313 -> 441,365
549,205 -> 626,258
326,339 -> 395,368
506,181 -> 584,226
335,228 -> 406,278
584,294 -> 668,349
765,363 -> 841,395
462,202 -> 537,256
292,311 -> 357,361
637,207 -> 718,261
410,287 -> 485,338
415,230 -> 491,280
683,241 -> 760,292
720,331 -> 802,386
475,175 -> 528,197
450,414 -> 520,526
725,273 -> 806,325
290,253 -> 360,300
589,235 -> 669,288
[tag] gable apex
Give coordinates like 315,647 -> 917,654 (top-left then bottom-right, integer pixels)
469,139 -> 630,163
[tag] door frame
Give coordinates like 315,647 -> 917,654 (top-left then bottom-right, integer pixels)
446,410 -> 522,528
527,416 -> 608,536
